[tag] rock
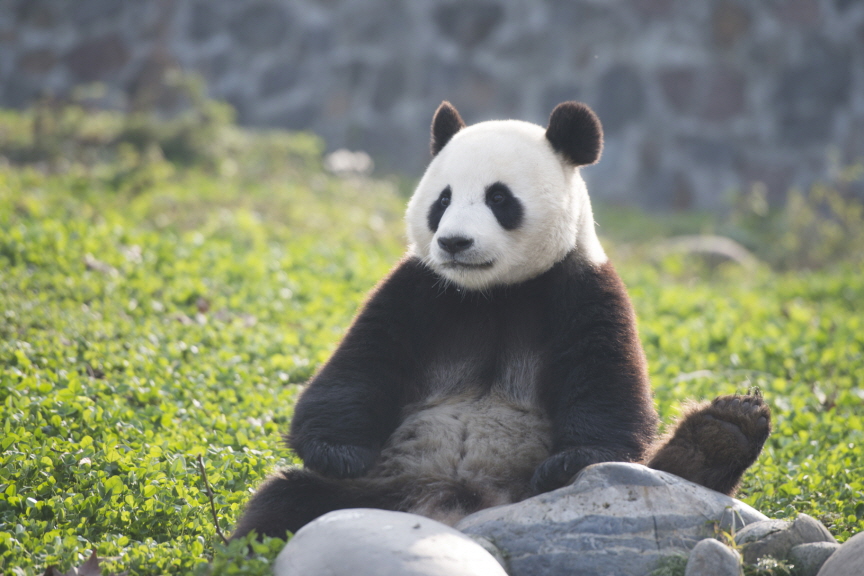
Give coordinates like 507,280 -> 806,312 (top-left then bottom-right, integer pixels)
68,0 -> 124,27
433,1 -> 504,48
774,39 -> 851,146
659,68 -> 697,113
372,62 -> 406,113
542,83 -> 582,119
64,34 -> 129,82
259,60 -> 300,98
816,532 -> 864,576
701,67 -> 746,121
711,1 -> 751,46
735,519 -> 791,546
735,514 -> 836,564
273,508 -> 508,576
594,65 -> 645,135
17,49 -> 56,74
456,462 -> 767,576
685,538 -> 742,576
187,1 -> 223,42
229,2 -> 289,50
790,542 -> 841,576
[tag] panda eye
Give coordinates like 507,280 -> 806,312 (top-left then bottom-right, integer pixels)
440,196 -> 450,207
491,192 -> 505,204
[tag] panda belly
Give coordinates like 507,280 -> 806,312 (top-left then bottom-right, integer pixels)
368,393 -> 553,525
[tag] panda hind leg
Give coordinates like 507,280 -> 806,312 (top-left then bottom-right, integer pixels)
230,468 -> 400,541
646,394 -> 771,496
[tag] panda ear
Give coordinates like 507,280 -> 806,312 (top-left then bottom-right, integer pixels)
545,101 -> 604,166
431,101 -> 466,156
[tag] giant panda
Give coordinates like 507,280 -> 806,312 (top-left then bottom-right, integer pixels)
231,101 -> 771,540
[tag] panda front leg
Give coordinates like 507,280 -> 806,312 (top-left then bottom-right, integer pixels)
646,393 -> 771,495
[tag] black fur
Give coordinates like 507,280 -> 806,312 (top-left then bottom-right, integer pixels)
485,182 -> 524,230
231,468 -> 401,540
431,101 -> 466,156
233,252 -> 658,540
647,394 -> 772,495
545,101 -> 604,166
426,186 -> 451,232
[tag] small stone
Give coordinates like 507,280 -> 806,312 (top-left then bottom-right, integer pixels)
735,514 -> 835,564
794,514 -> 837,544
790,542 -> 841,576
735,520 -> 791,546
273,509 -> 507,576
816,532 -> 864,576
685,538 -> 742,576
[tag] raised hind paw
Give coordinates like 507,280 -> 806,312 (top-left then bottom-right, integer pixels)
646,394 -> 771,495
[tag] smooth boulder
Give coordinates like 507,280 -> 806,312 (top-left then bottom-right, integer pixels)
816,531 -> 864,576
273,508 -> 508,576
684,538 -> 742,576
456,462 -> 767,576
790,542 -> 841,576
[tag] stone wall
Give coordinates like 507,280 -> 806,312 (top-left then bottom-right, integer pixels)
1,0 -> 863,209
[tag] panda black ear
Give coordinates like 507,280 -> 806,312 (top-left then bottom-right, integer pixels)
431,101 -> 466,156
545,102 -> 604,166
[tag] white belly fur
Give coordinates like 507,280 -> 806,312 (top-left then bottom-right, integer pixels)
368,393 -> 552,525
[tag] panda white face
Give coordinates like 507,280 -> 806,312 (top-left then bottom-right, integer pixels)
406,107 -> 607,291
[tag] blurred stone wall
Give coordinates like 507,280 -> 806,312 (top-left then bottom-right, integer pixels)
1,0 -> 863,209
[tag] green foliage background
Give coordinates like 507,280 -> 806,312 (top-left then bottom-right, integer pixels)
0,102 -> 862,574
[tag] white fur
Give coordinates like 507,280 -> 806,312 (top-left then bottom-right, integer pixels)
369,393 -> 552,525
406,119 -> 607,291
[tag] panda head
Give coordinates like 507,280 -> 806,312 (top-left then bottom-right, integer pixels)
406,101 -> 608,291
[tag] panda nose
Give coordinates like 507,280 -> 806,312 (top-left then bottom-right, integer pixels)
438,236 -> 474,254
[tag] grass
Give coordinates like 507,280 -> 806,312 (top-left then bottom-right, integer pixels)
1,105 -> 862,574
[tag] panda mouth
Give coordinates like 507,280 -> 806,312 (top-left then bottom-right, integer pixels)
442,259 -> 495,270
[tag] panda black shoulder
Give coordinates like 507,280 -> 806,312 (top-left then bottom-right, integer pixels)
353,257 -> 445,323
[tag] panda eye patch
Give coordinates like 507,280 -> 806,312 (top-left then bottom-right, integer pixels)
427,186 -> 452,232
485,182 -> 524,230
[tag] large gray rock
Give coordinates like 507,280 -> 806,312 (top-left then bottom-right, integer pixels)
734,513 -> 836,564
456,462 -> 767,576
273,508 -> 508,576
685,538 -> 742,576
790,542 -> 841,576
816,531 -> 864,576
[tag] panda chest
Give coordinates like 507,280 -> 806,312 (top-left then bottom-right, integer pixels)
416,297 -> 549,403
370,307 -> 554,494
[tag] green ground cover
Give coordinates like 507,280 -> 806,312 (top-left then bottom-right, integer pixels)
1,105 -> 862,574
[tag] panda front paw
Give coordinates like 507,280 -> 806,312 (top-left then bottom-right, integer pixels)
531,449 -> 589,494
299,440 -> 379,479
